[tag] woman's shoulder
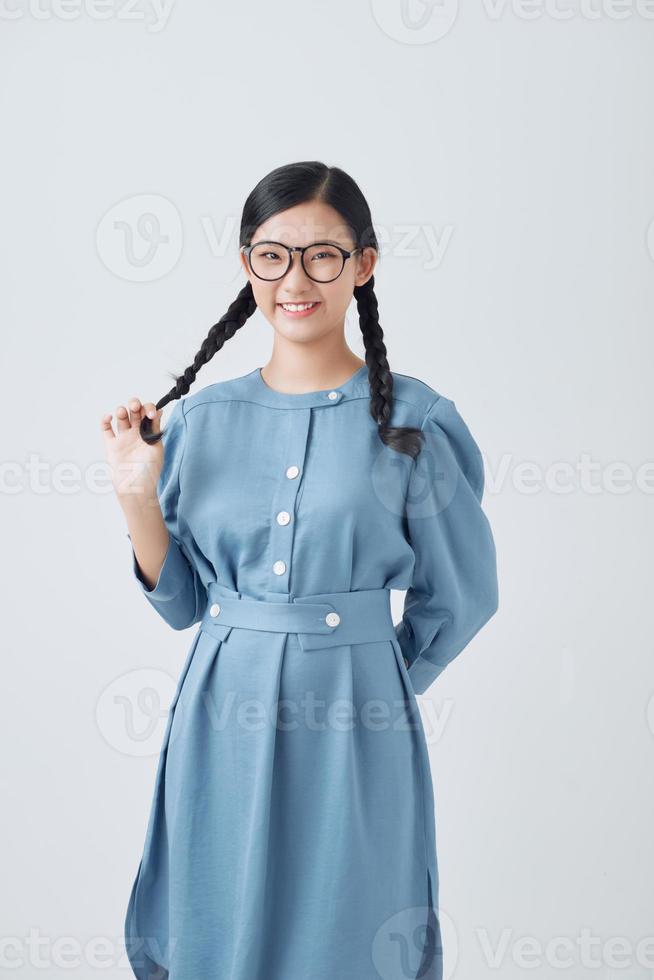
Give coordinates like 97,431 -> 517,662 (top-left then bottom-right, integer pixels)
174,369 -> 259,417
390,371 -> 485,442
389,370 -> 445,420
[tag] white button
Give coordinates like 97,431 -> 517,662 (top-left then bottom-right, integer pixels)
404,656 -> 409,669
276,511 -> 291,525
327,391 -> 339,400
210,603 -> 221,617
286,465 -> 299,479
273,560 -> 286,575
325,612 -> 340,627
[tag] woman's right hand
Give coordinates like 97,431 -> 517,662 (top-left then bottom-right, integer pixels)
101,398 -> 164,509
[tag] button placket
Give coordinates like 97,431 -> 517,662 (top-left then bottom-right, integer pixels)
267,410 -> 312,596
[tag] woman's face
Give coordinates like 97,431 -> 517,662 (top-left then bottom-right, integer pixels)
239,200 -> 377,344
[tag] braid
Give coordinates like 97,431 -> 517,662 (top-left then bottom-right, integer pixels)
354,275 -> 424,460
139,281 -> 258,444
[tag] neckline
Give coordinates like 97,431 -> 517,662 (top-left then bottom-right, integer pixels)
251,363 -> 369,406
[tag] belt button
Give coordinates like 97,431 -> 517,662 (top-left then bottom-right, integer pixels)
325,612 -> 340,627
210,603 -> 221,617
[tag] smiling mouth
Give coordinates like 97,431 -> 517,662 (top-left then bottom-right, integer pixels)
277,302 -> 321,311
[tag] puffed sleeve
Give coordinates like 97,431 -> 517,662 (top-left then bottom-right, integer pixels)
126,398 -> 208,631
395,396 -> 499,695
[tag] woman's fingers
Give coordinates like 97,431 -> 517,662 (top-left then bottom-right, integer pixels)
100,413 -> 115,442
142,402 -> 162,433
102,398 -> 159,440
128,398 -> 144,425
115,404 -> 131,433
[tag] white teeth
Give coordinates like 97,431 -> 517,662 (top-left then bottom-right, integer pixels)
280,302 -> 318,312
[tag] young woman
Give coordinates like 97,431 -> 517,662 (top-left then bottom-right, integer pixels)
102,161 -> 499,980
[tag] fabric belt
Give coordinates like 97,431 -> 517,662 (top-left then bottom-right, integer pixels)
199,582 -> 397,652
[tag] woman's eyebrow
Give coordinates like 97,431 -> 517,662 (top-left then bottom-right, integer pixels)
260,239 -> 349,248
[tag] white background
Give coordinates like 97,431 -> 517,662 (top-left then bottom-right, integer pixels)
1,2 -> 652,977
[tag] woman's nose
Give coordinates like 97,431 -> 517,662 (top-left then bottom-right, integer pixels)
283,252 -> 313,288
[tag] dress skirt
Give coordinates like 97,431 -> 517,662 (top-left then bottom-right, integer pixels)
124,585 -> 442,980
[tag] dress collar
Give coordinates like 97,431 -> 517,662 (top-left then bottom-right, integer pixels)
237,364 -> 370,409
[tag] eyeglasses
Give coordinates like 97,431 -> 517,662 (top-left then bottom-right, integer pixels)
240,240 -> 363,283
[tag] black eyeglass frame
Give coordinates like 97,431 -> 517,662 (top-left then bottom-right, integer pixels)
240,240 -> 364,283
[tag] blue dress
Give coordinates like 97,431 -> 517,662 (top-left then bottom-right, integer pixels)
123,364 -> 498,980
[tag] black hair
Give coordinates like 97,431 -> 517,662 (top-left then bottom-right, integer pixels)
140,161 -> 424,458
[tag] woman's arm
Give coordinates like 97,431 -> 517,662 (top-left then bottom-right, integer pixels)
120,493 -> 169,592
103,396 -> 208,630
394,395 -> 499,695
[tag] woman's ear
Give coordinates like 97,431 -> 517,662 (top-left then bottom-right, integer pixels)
354,246 -> 377,288
239,250 -> 252,280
